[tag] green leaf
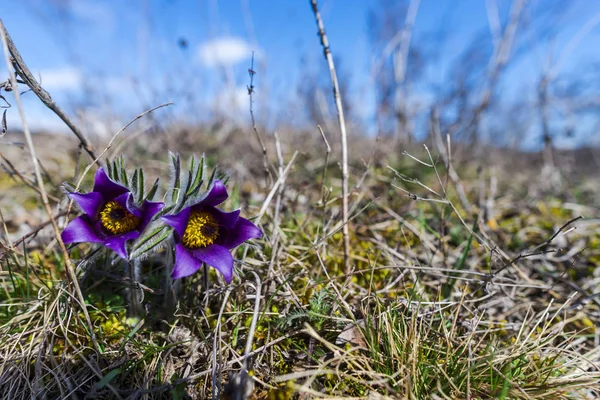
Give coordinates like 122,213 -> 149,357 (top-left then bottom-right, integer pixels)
207,166 -> 217,189
137,168 -> 145,202
111,160 -> 119,181
170,152 -> 181,204
182,168 -> 193,204
131,169 -> 139,201
96,368 -> 121,389
442,221 -> 476,298
119,160 -> 129,187
130,225 -> 171,259
188,155 -> 196,178
146,178 -> 160,201
62,182 -> 76,194
105,159 -> 113,180
186,156 -> 205,197
118,318 -> 145,352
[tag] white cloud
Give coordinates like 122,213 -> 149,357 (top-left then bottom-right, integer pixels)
196,37 -> 257,67
103,76 -> 136,94
37,67 -> 83,91
69,1 -> 114,30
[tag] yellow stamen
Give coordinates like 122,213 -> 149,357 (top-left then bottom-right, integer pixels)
99,201 -> 140,235
182,210 -> 219,249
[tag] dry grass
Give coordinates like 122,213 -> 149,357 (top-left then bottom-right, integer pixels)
0,120 -> 599,399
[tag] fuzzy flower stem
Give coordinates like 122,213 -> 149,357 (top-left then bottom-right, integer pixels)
127,258 -> 143,320
163,236 -> 179,321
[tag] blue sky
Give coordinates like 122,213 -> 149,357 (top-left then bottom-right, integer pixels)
1,0 -> 600,148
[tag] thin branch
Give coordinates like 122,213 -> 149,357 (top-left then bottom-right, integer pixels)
0,20 -> 100,354
267,131 -> 285,278
247,52 -> 271,188
255,151 -> 298,225
0,20 -> 98,164
0,152 -> 61,202
310,0 -> 351,274
0,210 -> 71,259
430,106 -> 472,211
477,216 -> 583,291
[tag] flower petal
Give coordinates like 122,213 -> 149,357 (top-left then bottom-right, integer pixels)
218,217 -> 262,249
202,179 -> 228,206
209,207 -> 240,229
162,207 -> 191,238
112,192 -> 141,218
69,192 -> 104,218
93,168 -> 129,199
104,231 -> 139,259
62,215 -> 104,244
190,244 -> 234,283
139,200 -> 165,231
172,243 -> 203,279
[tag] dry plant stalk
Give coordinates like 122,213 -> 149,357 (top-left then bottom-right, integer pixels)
0,20 -> 100,353
310,0 -> 351,274
0,20 -> 98,164
247,53 -> 271,188
464,0 -> 525,142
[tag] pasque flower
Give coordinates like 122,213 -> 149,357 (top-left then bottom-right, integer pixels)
62,168 -> 164,259
162,179 -> 262,282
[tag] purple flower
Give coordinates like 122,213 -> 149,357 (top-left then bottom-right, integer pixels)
62,168 -> 164,259
162,180 -> 262,283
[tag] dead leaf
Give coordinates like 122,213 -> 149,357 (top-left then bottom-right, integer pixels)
335,319 -> 367,349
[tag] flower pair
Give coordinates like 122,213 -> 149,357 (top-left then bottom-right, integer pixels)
62,168 -> 261,282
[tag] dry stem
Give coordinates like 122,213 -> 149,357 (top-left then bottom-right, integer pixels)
310,0 -> 351,274
247,52 -> 271,188
0,20 -> 100,353
0,20 -> 98,164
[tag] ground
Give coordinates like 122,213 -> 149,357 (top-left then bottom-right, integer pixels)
0,127 -> 599,399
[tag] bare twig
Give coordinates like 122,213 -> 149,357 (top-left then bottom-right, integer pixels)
430,106 -> 472,211
393,0 -> 421,142
0,152 -> 61,202
0,210 -> 71,259
370,0 -> 420,82
140,329 -> 307,395
256,151 -> 298,225
267,131 -> 286,278
310,0 -> 351,274
247,52 -> 271,188
0,20 -> 100,353
549,12 -> 600,81
0,20 -> 98,164
459,0 -> 526,142
476,216 -> 583,291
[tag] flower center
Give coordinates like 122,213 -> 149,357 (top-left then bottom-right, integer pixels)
99,201 -> 140,235
182,210 -> 220,249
